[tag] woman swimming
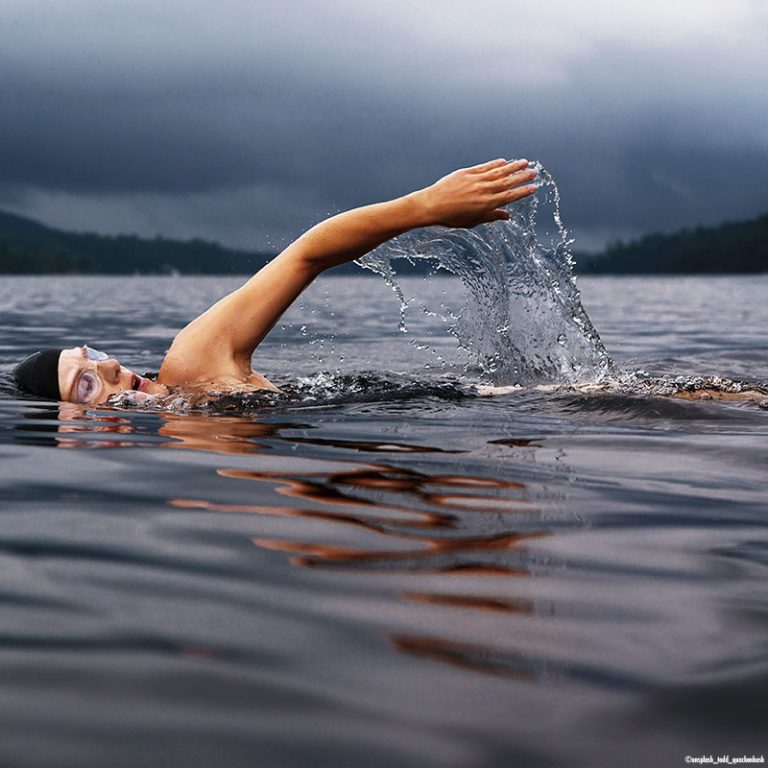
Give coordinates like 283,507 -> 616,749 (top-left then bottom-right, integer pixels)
13,158 -> 538,404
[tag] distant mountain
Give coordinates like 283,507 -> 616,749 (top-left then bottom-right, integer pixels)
0,209 -> 273,274
1,207 -> 766,275
576,212 -> 768,274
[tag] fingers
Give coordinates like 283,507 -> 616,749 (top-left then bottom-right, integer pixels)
481,158 -> 529,181
492,182 -> 537,207
468,157 -> 510,174
485,166 -> 538,192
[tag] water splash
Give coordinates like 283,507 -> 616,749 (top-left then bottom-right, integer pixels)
614,371 -> 768,400
107,372 -> 467,413
357,162 -> 613,386
104,370 -> 768,416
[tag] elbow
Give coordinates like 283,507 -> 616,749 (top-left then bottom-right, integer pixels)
279,242 -> 326,279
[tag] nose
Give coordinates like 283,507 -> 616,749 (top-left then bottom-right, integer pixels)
97,358 -> 121,384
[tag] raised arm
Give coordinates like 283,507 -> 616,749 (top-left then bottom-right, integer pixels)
162,158 -> 536,379
283,157 -> 536,272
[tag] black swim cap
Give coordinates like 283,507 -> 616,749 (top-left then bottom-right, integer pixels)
13,348 -> 63,400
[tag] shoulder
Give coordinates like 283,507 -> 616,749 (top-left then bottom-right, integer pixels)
157,326 -> 239,387
157,329 -> 279,392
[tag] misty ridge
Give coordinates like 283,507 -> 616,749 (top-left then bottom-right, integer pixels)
0,207 -> 765,276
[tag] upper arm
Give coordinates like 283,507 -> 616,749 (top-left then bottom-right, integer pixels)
172,192 -> 421,367
167,248 -> 319,372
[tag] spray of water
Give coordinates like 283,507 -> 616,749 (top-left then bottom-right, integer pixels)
357,162 -> 613,386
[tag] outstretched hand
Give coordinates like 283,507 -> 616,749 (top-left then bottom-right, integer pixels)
415,158 -> 537,229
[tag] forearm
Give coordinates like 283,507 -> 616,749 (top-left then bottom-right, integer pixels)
284,191 -> 431,273
283,158 -> 536,274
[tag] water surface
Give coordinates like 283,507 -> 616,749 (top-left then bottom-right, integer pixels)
0,273 -> 766,768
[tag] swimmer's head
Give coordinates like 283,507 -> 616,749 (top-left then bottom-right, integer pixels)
13,348 -> 63,400
14,345 -> 163,404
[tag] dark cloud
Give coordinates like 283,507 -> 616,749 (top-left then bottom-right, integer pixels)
1,0 -> 766,251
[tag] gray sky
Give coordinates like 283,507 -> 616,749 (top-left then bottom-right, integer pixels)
1,0 -> 766,252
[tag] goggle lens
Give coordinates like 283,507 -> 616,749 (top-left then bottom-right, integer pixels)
75,370 -> 101,403
84,346 -> 109,362
73,345 -> 109,402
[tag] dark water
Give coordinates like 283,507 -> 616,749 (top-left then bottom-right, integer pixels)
0,274 -> 766,768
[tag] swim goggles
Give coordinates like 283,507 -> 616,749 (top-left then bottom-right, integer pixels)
73,345 -> 110,403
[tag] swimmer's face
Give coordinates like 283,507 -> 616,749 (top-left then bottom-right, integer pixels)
58,345 -> 161,404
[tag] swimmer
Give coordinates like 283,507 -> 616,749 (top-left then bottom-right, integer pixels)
13,159 -> 538,404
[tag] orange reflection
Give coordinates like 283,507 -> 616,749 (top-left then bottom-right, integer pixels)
390,635 -> 537,681
27,403 -> 559,682
30,402 -> 140,448
402,592 -> 534,615
169,437 -> 548,579
252,529 -> 545,569
23,405 -> 301,453
203,435 -> 556,680
156,413 -> 297,454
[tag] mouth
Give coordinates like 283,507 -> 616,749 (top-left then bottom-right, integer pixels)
132,374 -> 144,392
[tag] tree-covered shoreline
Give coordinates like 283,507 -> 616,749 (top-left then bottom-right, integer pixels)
0,209 -> 271,275
1,207 -> 766,275
577,213 -> 767,274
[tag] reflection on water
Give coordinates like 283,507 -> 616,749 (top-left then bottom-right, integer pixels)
402,592 -> 534,613
256,474 -> 564,695
15,404 -> 303,452
17,403 -> 563,684
164,423 -> 555,680
135,403 -> 666,693
156,414 -> 307,454
391,635 -> 539,683
15,404 -> 143,449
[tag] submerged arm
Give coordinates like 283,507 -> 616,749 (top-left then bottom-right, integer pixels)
164,158 -> 537,373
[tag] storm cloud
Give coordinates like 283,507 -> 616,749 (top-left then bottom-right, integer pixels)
1,0 -> 767,251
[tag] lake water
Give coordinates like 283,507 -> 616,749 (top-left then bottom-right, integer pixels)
0,273 -> 766,767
